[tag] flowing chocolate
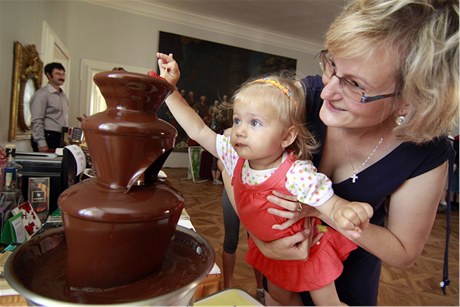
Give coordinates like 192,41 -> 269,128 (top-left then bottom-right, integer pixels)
60,70 -> 184,289
5,69 -> 214,305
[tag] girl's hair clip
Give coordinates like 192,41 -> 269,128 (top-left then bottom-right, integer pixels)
251,78 -> 292,98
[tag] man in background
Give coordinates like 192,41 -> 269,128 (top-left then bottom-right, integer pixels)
30,62 -> 69,152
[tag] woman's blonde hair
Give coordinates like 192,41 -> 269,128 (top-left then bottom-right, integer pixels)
326,0 -> 458,143
232,72 -> 318,160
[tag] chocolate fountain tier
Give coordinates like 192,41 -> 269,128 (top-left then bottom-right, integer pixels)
59,177 -> 183,222
83,112 -> 177,190
59,178 -> 184,289
93,70 -> 174,114
84,71 -> 177,190
5,226 -> 214,306
51,68 -> 193,298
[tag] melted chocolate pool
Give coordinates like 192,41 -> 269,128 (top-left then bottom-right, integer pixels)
6,227 -> 213,305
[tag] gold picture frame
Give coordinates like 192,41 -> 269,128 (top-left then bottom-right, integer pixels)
9,41 -> 43,141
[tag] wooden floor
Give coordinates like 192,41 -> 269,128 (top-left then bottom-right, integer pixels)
165,168 -> 459,306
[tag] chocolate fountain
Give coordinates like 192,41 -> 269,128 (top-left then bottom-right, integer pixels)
4,70 -> 214,305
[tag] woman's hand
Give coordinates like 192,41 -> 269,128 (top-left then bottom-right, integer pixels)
267,190 -> 318,230
249,229 -> 312,260
249,191 -> 325,261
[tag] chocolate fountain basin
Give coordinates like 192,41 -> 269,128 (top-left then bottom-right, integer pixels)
4,226 -> 214,306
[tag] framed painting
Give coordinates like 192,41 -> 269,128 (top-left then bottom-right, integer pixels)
158,31 -> 297,151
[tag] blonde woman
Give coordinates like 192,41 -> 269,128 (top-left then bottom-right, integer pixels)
247,0 -> 458,305
156,52 -> 373,305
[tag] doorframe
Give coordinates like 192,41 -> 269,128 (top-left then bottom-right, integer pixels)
40,21 -> 71,94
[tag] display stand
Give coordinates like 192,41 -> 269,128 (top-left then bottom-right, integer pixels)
180,146 -> 207,183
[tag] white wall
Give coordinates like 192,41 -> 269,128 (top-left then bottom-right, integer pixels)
0,0 -> 321,166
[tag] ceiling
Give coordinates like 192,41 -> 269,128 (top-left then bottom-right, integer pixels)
141,0 -> 346,45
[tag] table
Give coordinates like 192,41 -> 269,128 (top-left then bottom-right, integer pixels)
195,289 -> 263,306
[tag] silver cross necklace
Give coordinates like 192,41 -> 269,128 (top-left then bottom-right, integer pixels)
342,130 -> 384,184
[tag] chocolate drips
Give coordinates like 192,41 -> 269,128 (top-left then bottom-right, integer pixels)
59,70 -> 183,289
5,70 -> 214,305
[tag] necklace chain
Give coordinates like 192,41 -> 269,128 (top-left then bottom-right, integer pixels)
343,133 -> 384,184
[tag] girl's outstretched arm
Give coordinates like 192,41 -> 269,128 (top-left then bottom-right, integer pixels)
156,52 -> 218,158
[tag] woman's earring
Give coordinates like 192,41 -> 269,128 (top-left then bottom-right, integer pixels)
396,115 -> 405,126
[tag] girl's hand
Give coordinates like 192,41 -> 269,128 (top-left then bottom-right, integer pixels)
156,52 -> 180,87
334,201 -> 373,238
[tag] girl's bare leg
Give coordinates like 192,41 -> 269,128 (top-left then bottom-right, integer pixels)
310,282 -> 347,306
264,290 -> 281,306
254,269 -> 265,304
267,279 -> 303,306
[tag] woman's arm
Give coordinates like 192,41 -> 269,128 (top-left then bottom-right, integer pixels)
263,162 -> 448,268
157,53 -> 218,158
349,162 -> 447,268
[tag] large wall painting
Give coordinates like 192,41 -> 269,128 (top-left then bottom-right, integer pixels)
158,31 -> 297,150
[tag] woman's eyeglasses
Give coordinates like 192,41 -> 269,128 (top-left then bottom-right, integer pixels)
318,50 -> 398,104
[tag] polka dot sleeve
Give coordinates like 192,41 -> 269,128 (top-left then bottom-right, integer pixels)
216,134 -> 239,177
285,160 -> 334,207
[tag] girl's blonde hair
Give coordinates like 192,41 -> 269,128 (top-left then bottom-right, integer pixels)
326,0 -> 458,143
232,72 -> 318,160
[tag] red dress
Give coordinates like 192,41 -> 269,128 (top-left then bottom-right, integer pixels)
232,155 -> 357,292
